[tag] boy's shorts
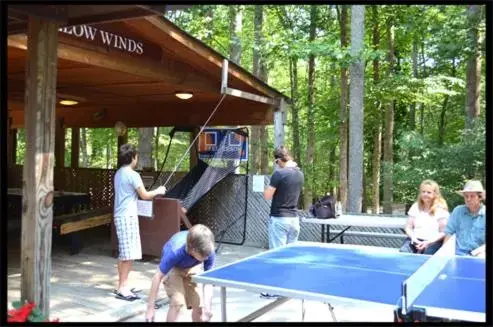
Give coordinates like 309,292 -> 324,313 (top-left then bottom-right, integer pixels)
114,215 -> 142,261
164,264 -> 204,308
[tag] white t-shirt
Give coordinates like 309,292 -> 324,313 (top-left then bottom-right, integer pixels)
408,202 -> 449,241
113,165 -> 144,218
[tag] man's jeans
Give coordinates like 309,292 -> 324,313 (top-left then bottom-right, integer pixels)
268,216 -> 300,249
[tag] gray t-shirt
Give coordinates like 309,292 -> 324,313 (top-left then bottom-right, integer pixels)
113,165 -> 144,217
269,167 -> 304,217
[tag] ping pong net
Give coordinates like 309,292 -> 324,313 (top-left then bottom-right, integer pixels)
400,235 -> 456,315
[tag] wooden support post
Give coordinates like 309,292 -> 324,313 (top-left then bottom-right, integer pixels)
21,16 -> 59,317
71,127 -> 79,168
7,117 -> 18,166
274,98 -> 286,148
189,127 -> 199,169
54,117 -> 65,167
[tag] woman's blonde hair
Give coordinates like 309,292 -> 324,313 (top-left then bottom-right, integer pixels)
417,179 -> 448,215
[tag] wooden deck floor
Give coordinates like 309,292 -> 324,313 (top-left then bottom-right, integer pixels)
6,225 -> 265,322
7,226 -> 165,321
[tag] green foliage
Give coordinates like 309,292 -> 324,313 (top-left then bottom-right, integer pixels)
10,5 -> 486,213
394,123 -> 485,209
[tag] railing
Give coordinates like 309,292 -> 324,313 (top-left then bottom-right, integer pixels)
7,165 -> 186,210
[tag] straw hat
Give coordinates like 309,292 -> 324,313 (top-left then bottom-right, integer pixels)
456,180 -> 485,197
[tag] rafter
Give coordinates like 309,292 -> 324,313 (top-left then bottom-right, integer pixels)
8,34 -> 220,94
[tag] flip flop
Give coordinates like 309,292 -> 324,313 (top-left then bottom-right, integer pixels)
130,288 -> 142,293
114,291 -> 139,302
113,289 -> 142,298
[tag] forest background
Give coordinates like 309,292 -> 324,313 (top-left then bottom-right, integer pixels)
14,5 -> 487,213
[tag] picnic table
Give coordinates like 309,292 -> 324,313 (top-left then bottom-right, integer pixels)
7,188 -> 91,218
300,213 -> 408,243
7,188 -> 110,254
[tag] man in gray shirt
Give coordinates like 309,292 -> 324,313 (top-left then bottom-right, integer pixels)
113,144 -> 166,301
262,146 -> 304,299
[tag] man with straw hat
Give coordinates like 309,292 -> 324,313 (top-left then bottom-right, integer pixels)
444,180 -> 486,257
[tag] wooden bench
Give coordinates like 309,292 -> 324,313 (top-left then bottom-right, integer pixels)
301,213 -> 408,243
53,207 -> 112,254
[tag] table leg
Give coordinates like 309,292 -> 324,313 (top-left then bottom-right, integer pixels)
221,286 -> 227,322
321,225 -> 325,243
326,225 -> 330,243
68,233 -> 82,255
327,303 -> 337,321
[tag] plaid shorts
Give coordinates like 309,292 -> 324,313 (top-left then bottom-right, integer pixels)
114,215 -> 142,261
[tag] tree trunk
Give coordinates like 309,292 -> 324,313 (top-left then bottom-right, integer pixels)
229,6 -> 242,65
371,6 -> 382,214
304,5 -> 318,208
419,41 -> 426,136
348,5 -> 365,213
337,5 -> 349,210
137,128 -> 154,170
259,59 -> 269,174
382,18 -> 395,214
204,6 -> 214,44
438,97 -> 449,146
289,56 -> 301,169
80,127 -> 88,167
275,6 -> 300,172
154,127 -> 160,170
106,141 -> 110,169
409,39 -> 418,130
251,5 -> 263,174
439,59 -> 456,146
465,5 -> 481,130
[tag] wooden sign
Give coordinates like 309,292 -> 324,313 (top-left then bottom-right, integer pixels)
58,24 -> 162,62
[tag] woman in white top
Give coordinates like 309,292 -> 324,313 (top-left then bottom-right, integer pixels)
400,179 -> 449,255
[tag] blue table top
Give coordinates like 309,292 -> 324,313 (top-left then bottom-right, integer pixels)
196,242 -> 485,315
411,256 -> 485,314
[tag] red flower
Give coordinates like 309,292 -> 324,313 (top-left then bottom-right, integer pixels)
7,302 -> 35,322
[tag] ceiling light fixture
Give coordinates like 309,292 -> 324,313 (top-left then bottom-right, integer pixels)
59,99 -> 79,106
175,91 -> 193,100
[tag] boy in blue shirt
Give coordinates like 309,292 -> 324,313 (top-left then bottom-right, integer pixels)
145,224 -> 216,322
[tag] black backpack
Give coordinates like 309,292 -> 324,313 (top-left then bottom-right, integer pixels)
309,195 -> 336,219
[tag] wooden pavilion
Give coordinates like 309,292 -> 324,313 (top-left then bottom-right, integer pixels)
5,4 -> 288,317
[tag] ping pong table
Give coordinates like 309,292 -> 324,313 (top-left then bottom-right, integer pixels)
192,237 -> 485,322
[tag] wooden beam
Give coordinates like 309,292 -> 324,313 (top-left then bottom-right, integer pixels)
59,213 -> 112,235
66,7 -> 156,27
55,117 -> 65,167
21,16 -> 59,317
136,5 -> 168,15
8,103 -> 274,128
8,34 -> 220,94
71,127 -> 80,168
9,5 -> 68,23
223,87 -> 278,105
